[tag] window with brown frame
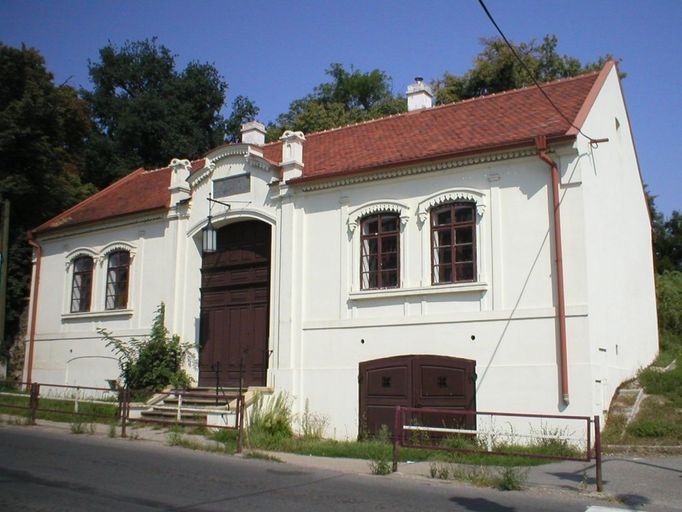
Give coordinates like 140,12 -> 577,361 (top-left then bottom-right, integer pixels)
70,256 -> 93,312
431,202 -> 476,284
361,213 -> 400,289
105,251 -> 130,310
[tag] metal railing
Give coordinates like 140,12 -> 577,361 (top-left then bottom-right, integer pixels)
391,406 -> 603,491
0,380 -> 245,453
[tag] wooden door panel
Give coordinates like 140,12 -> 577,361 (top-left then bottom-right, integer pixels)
199,220 -> 271,388
359,355 -> 476,436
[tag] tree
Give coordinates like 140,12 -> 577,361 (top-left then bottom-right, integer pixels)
267,63 -> 406,140
82,39 -> 231,187
647,187 -> 682,273
433,35 -> 611,104
224,95 -> 260,143
0,43 -> 95,362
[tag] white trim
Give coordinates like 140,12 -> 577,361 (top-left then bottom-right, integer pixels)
62,309 -> 134,321
346,200 -> 410,234
349,282 -> 488,300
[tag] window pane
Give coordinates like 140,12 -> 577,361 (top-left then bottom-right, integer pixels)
455,227 -> 473,244
363,238 -> 378,256
381,253 -> 397,270
456,263 -> 474,281
381,235 -> 398,254
381,216 -> 398,232
433,265 -> 452,284
362,217 -> 379,235
362,254 -> 378,272
454,206 -> 474,223
438,247 -> 452,264
433,208 -> 451,226
382,270 -> 398,288
436,229 -> 452,247
455,245 -> 473,263
362,271 -> 378,289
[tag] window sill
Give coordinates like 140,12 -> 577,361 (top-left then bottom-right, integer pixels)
62,309 -> 134,321
349,282 -> 488,300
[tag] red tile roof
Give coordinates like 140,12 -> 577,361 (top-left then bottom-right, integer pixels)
34,62 -> 613,235
266,64 -> 610,183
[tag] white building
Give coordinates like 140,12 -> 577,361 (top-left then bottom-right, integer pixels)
25,61 -> 658,439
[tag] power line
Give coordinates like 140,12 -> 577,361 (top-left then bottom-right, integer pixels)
476,0 -> 601,146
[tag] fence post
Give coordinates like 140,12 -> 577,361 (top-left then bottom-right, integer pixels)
29,383 -> 40,425
392,406 -> 401,472
594,415 -> 603,492
120,388 -> 129,438
236,395 -> 244,454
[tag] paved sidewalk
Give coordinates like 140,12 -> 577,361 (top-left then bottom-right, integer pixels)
5,416 -> 681,511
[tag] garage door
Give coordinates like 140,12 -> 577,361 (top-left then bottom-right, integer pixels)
359,355 -> 476,437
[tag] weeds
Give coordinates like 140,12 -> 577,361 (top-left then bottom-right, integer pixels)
70,421 -> 95,435
247,392 -> 294,446
368,452 -> 392,475
298,399 -> 328,440
244,451 -> 283,463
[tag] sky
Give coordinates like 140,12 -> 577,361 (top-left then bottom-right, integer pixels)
1,0 -> 680,215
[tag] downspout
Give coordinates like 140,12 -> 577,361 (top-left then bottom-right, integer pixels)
535,135 -> 570,405
26,233 -> 42,385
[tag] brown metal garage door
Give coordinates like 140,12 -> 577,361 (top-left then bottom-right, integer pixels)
359,355 -> 476,436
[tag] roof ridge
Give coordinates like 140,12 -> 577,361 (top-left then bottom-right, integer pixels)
31,168 -> 146,233
260,68 -> 602,145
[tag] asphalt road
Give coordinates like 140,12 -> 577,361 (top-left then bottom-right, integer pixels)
0,425 -> 615,512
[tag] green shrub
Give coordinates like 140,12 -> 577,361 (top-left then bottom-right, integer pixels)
368,452 -> 392,475
627,418 -> 677,438
99,303 -> 195,392
248,392 -> 294,444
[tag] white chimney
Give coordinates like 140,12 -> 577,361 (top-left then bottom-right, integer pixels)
407,76 -> 434,111
279,130 -> 305,182
241,120 -> 266,145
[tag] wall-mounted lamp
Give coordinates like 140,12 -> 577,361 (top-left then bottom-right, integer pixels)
202,193 -> 231,254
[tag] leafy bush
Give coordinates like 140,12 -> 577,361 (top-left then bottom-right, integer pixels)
99,303 -> 195,392
368,451 -> 392,475
497,466 -> 528,491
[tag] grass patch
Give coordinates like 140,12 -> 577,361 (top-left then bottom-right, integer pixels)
0,393 -> 118,424
167,431 -> 235,454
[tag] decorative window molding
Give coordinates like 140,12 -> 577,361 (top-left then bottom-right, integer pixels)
100,241 -> 136,263
347,201 -> 410,234
416,189 -> 486,224
65,248 -> 99,269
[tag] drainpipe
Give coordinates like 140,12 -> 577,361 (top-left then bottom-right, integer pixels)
26,233 -> 42,385
535,135 -> 569,406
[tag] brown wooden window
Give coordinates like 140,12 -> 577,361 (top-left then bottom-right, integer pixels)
431,202 -> 476,284
361,213 -> 399,289
70,256 -> 93,312
105,251 -> 130,310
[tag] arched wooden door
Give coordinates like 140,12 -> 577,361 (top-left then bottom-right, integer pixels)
199,220 -> 271,387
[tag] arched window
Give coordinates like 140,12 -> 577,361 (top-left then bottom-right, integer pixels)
361,213 -> 400,289
431,202 -> 476,284
70,256 -> 93,312
105,251 -> 130,310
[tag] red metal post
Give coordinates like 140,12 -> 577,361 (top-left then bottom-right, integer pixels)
594,415 -> 603,492
392,406 -> 401,472
29,383 -> 40,425
237,395 -> 244,454
120,388 -> 129,438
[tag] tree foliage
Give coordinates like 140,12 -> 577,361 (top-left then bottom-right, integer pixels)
433,35 -> 610,104
224,95 -> 260,143
82,39 -> 230,186
99,303 -> 195,391
0,43 -> 96,357
647,188 -> 682,273
267,63 -> 405,140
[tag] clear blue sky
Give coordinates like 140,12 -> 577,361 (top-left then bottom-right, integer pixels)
1,0 -> 680,215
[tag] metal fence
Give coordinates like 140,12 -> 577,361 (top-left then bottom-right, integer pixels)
0,381 -> 245,453
391,406 -> 603,491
